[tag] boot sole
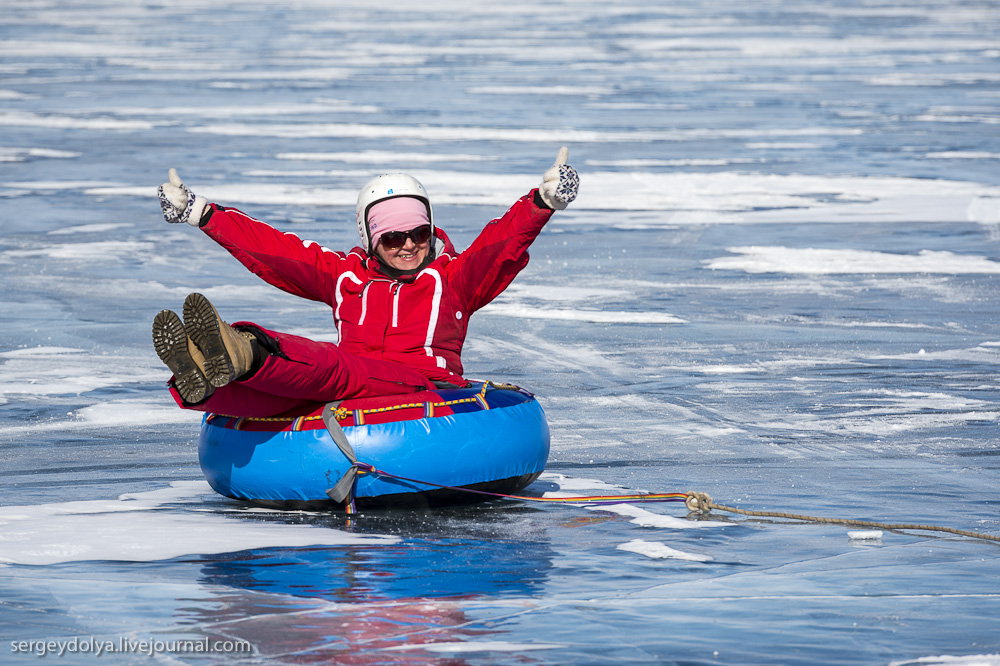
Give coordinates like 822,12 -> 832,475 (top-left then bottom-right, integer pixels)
183,293 -> 236,388
152,310 -> 211,403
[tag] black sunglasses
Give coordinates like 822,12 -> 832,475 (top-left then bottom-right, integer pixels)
379,225 -> 432,250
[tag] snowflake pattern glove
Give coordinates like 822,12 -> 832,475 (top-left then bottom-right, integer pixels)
538,146 -> 579,211
158,168 -> 208,226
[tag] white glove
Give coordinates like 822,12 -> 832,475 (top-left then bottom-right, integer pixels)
158,168 -> 208,226
538,146 -> 579,211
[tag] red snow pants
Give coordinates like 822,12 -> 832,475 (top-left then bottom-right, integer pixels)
168,323 -> 437,418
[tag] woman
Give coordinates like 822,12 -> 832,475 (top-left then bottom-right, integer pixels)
152,148 -> 579,418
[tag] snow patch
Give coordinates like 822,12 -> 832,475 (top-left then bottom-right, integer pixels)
968,197 -> 1000,225
0,347 -> 164,404
467,85 -> 614,96
74,399 -> 203,428
848,530 -> 883,540
588,503 -> 728,529
586,158 -> 763,167
188,122 -> 865,143
0,481 -> 396,566
927,151 -> 1000,160
0,111 -> 155,131
277,150 -> 494,163
888,656 -> 1000,666
539,472 -> 629,494
705,247 -> 1000,275
2,240 -> 156,262
48,222 -> 134,235
500,284 -> 622,302
479,303 -> 686,324
106,101 -> 379,117
617,539 -> 714,562
0,146 -> 79,162
79,171 -> 1000,227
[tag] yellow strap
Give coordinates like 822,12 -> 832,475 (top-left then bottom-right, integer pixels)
209,380 -> 525,423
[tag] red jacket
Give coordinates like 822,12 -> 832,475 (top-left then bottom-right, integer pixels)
200,190 -> 554,385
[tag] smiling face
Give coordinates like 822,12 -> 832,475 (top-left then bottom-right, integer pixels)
366,196 -> 433,272
375,233 -> 431,272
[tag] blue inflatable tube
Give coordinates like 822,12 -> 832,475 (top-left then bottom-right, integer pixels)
198,382 -> 550,510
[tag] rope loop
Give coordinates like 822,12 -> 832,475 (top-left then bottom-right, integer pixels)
685,491 -> 714,514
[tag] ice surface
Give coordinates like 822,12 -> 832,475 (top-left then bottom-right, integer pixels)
1,0 -> 999,663
0,481 -> 395,566
382,641 -> 568,653
71,171 -> 1000,225
0,347 -> 164,403
0,399 -> 201,436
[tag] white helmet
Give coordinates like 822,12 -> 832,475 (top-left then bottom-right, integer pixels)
355,173 -> 433,253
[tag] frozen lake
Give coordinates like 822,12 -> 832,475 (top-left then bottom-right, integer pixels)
1,0 -> 999,663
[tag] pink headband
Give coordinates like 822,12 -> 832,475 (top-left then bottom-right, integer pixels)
368,197 -> 430,249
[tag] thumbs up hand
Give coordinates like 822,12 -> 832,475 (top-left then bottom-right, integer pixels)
158,168 -> 208,226
538,146 -> 579,211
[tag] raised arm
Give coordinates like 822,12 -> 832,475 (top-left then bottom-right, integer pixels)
448,147 -> 579,312
157,169 -> 347,304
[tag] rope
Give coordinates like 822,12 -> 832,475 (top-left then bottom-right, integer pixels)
338,466 -> 999,543
335,465 -> 1000,543
339,466 -> 999,542
685,491 -> 1000,543
347,463 -> 689,507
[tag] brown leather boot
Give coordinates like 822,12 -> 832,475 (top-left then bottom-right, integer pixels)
152,309 -> 213,403
182,293 -> 255,388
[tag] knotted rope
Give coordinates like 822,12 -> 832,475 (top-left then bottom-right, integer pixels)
685,491 -> 1000,543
